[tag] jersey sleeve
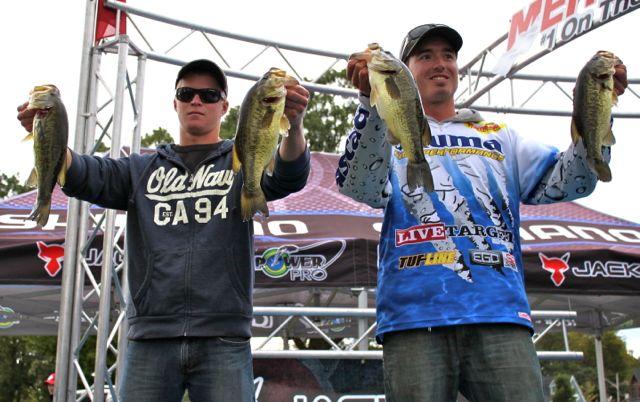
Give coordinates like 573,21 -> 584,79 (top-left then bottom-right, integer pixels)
335,95 -> 392,209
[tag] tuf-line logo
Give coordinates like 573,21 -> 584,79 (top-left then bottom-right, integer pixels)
398,251 -> 457,269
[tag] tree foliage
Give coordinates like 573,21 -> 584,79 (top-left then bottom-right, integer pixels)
0,336 -> 111,401
0,173 -> 31,198
537,330 -> 639,398
552,374 -> 576,402
220,106 -> 240,140
219,69 -> 356,152
0,336 -> 56,401
303,68 -> 356,153
91,127 -> 174,153
141,127 -> 174,148
93,140 -> 109,154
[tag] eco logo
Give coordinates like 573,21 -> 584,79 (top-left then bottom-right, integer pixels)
255,240 -> 347,282
469,250 -> 518,272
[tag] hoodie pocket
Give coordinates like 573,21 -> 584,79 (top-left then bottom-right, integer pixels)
189,245 -> 252,316
132,249 -> 188,317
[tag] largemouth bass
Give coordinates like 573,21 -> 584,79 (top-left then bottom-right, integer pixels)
24,85 -> 68,226
571,50 -> 621,182
351,43 -> 434,192
232,68 -> 298,221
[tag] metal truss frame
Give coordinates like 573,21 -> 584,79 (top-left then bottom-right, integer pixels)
456,6 -> 640,117
53,1 -> 638,401
251,307 -> 583,361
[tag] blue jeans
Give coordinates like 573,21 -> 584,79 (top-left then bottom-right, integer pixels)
382,324 -> 545,402
119,337 -> 255,402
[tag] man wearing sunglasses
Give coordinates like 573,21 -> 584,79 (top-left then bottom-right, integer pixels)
17,59 -> 310,401
337,24 -> 628,401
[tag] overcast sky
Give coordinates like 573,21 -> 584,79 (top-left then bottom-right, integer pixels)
1,0 -> 639,356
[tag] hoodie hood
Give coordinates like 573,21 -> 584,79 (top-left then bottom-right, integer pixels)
156,140 -> 234,161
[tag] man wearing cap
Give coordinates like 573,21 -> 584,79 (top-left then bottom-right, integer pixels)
17,59 -> 311,401
337,24 -> 628,401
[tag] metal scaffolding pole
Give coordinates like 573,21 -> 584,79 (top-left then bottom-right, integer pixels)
67,50 -> 102,402
458,7 -> 640,108
55,40 -> 106,402
357,290 -> 368,351
54,0 -> 97,400
92,34 -> 131,402
116,53 -> 146,389
595,329 -> 608,402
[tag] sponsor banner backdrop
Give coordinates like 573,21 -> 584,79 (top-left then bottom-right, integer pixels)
2,215 -> 639,294
253,358 -> 384,402
524,249 -> 640,295
1,153 -> 640,335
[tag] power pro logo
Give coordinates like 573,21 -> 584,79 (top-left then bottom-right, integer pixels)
0,306 -> 19,330
258,246 -> 297,279
255,240 -> 346,282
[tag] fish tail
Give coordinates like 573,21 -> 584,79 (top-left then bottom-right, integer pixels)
407,160 -> 434,192
240,186 -> 269,222
29,199 -> 51,227
590,158 -> 612,182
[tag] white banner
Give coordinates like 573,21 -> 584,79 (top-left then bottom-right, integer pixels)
492,0 -> 640,76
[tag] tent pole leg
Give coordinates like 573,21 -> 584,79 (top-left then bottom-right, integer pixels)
358,289 -> 368,351
595,330 -> 607,402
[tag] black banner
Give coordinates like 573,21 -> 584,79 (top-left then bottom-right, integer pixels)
253,359 -> 384,402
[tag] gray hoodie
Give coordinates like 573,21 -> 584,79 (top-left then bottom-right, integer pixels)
63,140 -> 310,339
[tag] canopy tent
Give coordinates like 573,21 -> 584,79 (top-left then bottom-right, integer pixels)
1,152 -> 639,335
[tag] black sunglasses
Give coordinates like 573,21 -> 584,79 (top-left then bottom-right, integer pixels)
175,87 -> 225,103
408,24 -> 441,40
401,24 -> 438,52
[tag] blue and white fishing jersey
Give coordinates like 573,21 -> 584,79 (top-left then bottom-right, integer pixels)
336,96 -> 609,341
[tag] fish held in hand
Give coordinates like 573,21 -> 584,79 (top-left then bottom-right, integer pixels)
23,85 -> 69,227
571,50 -> 621,182
232,68 -> 297,221
350,43 -> 434,192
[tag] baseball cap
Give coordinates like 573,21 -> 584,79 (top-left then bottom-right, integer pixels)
399,24 -> 463,62
175,59 -> 228,94
44,372 -> 55,385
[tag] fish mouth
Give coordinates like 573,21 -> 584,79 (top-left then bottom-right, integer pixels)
350,50 -> 373,63
27,102 -> 52,112
596,73 -> 612,80
378,69 -> 398,75
369,64 -> 400,75
262,96 -> 282,104
266,68 -> 287,78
